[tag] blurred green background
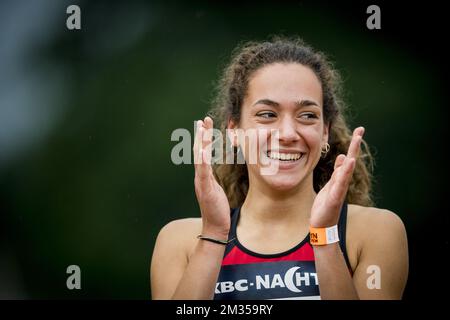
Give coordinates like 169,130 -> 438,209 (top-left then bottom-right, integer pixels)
0,0 -> 447,299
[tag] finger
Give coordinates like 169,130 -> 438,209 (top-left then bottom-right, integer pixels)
197,149 -> 212,181
346,127 -> 365,160
195,117 -> 215,182
204,117 -> 215,164
193,120 -> 200,165
193,120 -> 204,165
329,157 -> 356,203
336,157 -> 356,191
193,121 -> 199,164
334,154 -> 346,170
354,126 -> 365,137
202,119 -> 213,165
328,155 -> 345,186
204,116 -> 213,130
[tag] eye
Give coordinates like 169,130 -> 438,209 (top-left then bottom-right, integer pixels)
256,111 -> 277,119
299,112 -> 318,120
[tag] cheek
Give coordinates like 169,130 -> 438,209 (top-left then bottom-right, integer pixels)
234,129 -> 265,163
237,122 -> 273,154
299,126 -> 323,152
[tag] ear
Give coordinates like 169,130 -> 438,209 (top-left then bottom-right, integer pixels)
323,121 -> 330,145
227,118 -> 239,147
227,118 -> 237,130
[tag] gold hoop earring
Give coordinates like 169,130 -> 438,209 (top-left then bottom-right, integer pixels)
321,143 -> 330,157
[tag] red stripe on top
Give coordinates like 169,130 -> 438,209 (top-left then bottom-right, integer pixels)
221,243 -> 315,266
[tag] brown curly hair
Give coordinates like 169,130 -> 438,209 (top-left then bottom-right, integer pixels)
209,36 -> 374,208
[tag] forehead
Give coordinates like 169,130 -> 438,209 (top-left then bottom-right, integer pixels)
245,63 -> 323,106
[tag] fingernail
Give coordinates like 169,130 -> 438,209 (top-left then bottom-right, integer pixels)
359,127 -> 365,136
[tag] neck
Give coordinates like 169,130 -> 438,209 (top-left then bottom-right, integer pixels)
241,173 -> 316,228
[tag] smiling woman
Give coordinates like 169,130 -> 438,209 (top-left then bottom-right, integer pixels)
150,36 -> 408,300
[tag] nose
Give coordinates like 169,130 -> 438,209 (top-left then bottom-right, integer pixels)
278,116 -> 300,144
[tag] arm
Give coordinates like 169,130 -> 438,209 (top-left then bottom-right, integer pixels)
313,243 -> 359,299
310,127 -> 363,299
151,116 -> 232,299
313,209 -> 408,300
351,210 -> 408,299
151,220 -> 228,300
310,127 -> 408,299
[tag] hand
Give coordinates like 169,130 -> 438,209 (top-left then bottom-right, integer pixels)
310,127 -> 365,228
193,116 -> 231,238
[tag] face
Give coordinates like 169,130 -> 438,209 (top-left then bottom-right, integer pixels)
228,62 -> 329,191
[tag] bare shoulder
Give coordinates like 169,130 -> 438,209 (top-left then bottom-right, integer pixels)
346,204 -> 407,254
151,218 -> 203,299
158,217 -> 203,243
345,204 -> 407,270
346,205 -> 409,298
156,218 -> 203,257
347,204 -> 406,234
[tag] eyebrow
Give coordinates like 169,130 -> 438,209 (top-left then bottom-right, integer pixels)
252,98 -> 320,108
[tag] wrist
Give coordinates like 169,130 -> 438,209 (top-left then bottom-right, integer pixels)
201,226 -> 230,240
309,217 -> 339,228
309,224 -> 339,246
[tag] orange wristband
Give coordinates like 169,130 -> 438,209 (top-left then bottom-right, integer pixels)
309,225 -> 339,245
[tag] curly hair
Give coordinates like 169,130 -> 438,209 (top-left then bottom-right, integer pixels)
209,36 -> 374,208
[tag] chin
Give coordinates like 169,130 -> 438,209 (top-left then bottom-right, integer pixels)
262,174 -> 304,191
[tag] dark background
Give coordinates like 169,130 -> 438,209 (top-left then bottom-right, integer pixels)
0,0 -> 448,299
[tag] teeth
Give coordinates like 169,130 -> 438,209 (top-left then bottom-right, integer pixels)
267,151 -> 302,161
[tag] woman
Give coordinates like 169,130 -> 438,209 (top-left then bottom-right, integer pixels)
151,37 -> 408,300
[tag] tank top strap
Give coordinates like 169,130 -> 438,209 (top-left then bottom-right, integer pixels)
338,202 -> 352,271
222,207 -> 240,257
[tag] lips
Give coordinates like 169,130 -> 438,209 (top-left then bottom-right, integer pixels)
258,150 -> 306,172
267,151 -> 304,161
266,150 -> 305,162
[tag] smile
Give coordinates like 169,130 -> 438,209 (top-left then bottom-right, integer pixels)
266,151 -> 304,162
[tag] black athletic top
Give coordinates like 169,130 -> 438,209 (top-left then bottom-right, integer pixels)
214,203 -> 352,300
